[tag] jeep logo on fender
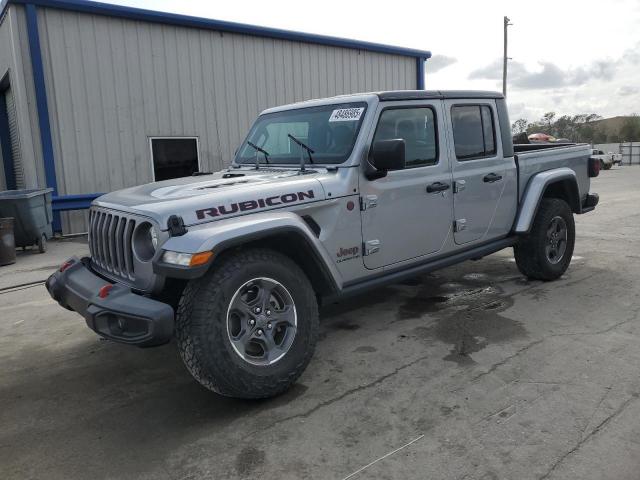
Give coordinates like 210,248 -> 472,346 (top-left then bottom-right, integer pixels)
336,245 -> 360,263
195,190 -> 315,219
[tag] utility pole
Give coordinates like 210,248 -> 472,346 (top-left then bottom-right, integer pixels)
503,16 -> 512,97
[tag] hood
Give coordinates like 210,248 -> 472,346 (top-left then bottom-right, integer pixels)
95,167 -> 327,229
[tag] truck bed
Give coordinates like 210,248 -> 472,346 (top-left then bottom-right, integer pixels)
515,143 -> 592,203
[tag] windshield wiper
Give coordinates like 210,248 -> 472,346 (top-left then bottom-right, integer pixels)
287,134 -> 314,172
246,141 -> 270,169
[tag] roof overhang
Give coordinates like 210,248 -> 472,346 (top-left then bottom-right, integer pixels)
1,0 -> 432,59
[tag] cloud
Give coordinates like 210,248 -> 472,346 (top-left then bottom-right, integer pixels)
618,85 -> 639,96
468,60 -> 503,80
469,58 -> 615,90
426,55 -> 457,73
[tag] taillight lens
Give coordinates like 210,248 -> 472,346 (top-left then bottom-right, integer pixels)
588,157 -> 600,177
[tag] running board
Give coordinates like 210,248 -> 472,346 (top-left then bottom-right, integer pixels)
327,237 -> 518,302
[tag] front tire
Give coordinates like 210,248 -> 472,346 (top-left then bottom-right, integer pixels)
175,248 -> 319,399
514,198 -> 575,281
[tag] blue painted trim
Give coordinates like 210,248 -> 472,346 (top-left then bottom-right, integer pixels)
0,91 -> 17,189
52,193 -> 102,211
25,4 -> 56,193
5,0 -> 431,59
416,57 -> 426,90
25,3 -> 61,229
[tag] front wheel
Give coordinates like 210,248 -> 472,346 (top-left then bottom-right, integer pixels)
175,248 -> 319,398
514,198 -> 575,281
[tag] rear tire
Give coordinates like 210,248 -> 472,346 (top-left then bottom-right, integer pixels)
514,198 -> 575,281
175,248 -> 319,399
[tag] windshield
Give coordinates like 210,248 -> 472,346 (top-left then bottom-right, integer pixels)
235,102 -> 367,165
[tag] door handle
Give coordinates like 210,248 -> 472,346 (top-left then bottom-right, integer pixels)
426,181 -> 450,193
483,173 -> 503,183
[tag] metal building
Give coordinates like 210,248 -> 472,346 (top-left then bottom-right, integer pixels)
0,0 -> 431,232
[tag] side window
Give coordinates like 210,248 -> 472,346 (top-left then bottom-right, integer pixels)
451,105 -> 497,160
372,107 -> 438,168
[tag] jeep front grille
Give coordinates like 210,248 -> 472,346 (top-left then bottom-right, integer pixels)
88,208 -> 137,280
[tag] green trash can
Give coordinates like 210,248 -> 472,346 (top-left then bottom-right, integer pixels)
0,217 -> 16,265
0,188 -> 54,253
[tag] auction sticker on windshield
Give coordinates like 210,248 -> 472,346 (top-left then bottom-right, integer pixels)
329,107 -> 365,122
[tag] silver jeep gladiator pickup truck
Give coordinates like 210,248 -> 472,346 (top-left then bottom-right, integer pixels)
46,90 -> 600,398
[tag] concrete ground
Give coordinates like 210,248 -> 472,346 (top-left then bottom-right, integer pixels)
2,166 -> 640,480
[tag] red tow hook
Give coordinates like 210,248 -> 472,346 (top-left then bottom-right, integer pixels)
59,260 -> 74,272
98,284 -> 113,299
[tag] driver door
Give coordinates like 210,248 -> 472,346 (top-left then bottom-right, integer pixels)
360,101 -> 453,270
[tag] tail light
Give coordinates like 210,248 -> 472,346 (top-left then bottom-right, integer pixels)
588,157 -> 600,177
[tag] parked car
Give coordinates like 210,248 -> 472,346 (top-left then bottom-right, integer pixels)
46,90 -> 600,398
590,148 -> 622,170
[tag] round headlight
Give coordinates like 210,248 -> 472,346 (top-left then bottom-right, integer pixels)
133,222 -> 158,261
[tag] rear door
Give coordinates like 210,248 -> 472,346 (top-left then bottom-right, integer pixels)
360,101 -> 453,269
444,100 -> 517,245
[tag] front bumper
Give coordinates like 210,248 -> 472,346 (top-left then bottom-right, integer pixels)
46,257 -> 174,347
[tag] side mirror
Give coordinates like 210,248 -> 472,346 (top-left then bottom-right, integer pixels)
369,139 -> 406,174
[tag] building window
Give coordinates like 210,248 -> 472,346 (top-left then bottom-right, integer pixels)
372,107 -> 438,168
451,105 -> 497,160
149,137 -> 200,181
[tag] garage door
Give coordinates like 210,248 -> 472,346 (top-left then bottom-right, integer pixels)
5,87 -> 25,189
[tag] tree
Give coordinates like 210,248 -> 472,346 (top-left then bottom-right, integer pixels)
542,112 -> 556,131
511,118 -> 528,135
524,112 -> 604,143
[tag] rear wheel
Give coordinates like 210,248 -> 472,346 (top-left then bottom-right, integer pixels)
175,248 -> 319,398
514,198 -> 575,281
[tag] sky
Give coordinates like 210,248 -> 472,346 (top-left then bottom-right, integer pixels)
103,0 -> 640,123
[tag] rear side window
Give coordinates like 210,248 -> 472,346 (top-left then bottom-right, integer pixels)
451,105 -> 497,160
372,107 -> 438,168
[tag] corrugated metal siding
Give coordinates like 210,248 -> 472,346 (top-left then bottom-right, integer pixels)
0,5 -> 44,192
37,8 -> 416,232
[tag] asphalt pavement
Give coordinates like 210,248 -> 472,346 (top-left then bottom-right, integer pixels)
1,166 -> 639,479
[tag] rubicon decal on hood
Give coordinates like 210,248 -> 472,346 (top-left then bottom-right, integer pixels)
196,190 -> 316,219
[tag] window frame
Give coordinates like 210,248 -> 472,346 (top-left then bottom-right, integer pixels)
369,104 -> 440,170
451,104 -> 498,161
148,136 -> 201,181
